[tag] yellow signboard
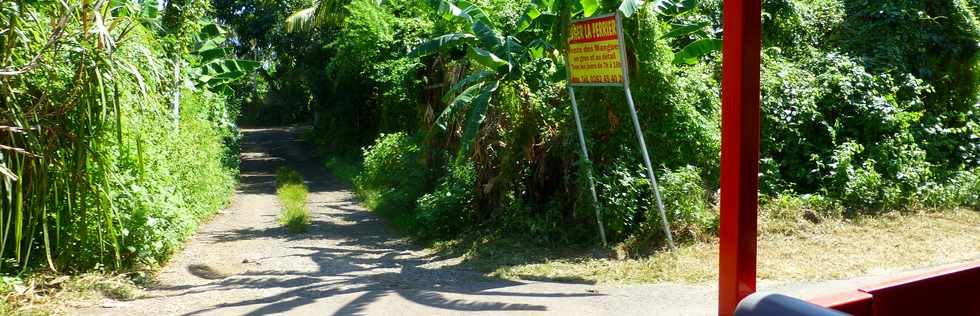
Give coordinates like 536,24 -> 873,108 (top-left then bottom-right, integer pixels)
564,13 -> 675,249
567,14 -> 624,86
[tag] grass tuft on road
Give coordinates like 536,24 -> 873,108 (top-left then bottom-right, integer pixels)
459,208 -> 980,284
276,167 -> 311,233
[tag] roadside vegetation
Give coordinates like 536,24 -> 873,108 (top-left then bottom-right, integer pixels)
276,167 -> 311,233
203,0 -> 980,282
0,0 -> 253,311
0,1 -> 248,272
0,0 -> 977,312
234,0 -> 980,258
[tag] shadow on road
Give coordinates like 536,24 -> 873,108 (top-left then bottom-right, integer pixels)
153,127 -> 600,316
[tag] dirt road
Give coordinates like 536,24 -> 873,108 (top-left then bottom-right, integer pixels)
76,127 -> 895,316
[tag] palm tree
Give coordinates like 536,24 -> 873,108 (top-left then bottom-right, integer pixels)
284,0 -> 351,32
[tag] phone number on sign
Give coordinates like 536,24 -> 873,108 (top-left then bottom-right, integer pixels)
572,74 -> 623,84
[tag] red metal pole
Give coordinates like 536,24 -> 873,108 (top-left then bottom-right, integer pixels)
718,0 -> 762,315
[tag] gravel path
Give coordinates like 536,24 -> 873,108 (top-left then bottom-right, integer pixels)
75,127 -> 899,316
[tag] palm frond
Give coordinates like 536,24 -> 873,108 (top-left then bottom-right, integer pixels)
285,7 -> 318,33
285,0 -> 350,33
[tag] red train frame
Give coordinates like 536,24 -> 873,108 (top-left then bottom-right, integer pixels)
717,1 -> 980,315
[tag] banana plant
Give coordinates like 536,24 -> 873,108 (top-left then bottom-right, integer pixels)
411,0 -> 541,159
413,0 -> 717,159
617,0 -> 720,65
187,23 -> 262,96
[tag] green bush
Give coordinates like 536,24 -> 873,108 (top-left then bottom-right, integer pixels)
415,162 -> 478,239
658,165 -> 717,240
596,160 -> 716,244
355,132 -> 479,240
819,142 -> 898,211
835,0 -> 980,167
921,168 -> 980,209
595,159 -> 654,242
355,132 -> 429,221
118,87 -> 238,268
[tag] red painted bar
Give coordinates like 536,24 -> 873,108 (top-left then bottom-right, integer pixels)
810,291 -> 872,316
717,0 -> 762,315
812,261 -> 980,316
861,261 -> 980,316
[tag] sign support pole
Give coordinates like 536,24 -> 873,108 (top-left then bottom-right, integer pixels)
565,13 -> 674,249
568,85 -> 607,246
615,14 -> 676,250
621,84 -> 675,250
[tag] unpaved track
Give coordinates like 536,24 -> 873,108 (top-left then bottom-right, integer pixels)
77,127 -> 894,316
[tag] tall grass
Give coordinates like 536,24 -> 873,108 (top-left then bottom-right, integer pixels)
0,1 -> 237,273
0,1 -> 134,273
276,167 -> 310,233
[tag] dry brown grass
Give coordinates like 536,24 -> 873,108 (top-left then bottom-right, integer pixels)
0,273 -> 144,315
757,208 -> 980,281
491,209 -> 980,284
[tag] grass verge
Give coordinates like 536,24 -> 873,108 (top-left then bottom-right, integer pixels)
276,167 -> 311,233
473,208 -> 980,284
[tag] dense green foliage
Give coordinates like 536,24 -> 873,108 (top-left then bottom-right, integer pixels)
218,0 -> 980,249
211,0 -> 325,126
11,0 -> 975,278
758,0 -> 980,210
0,1 -> 244,273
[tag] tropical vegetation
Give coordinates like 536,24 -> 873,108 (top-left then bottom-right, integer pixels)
0,0 -> 978,280
0,1 -> 249,274
248,0 -> 980,250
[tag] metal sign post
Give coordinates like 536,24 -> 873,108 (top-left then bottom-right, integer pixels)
566,13 -> 676,249
567,85 -> 607,246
